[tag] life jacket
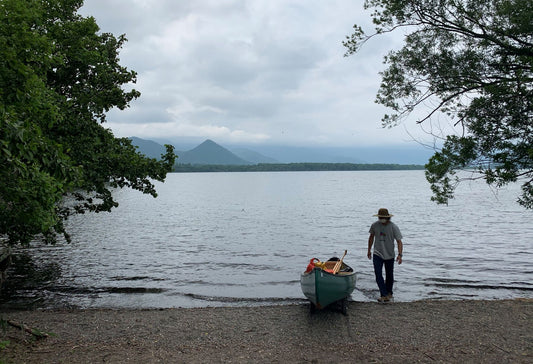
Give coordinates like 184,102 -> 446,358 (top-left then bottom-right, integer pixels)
305,258 -> 334,273
305,258 -> 319,273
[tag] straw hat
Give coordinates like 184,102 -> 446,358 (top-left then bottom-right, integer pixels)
374,208 -> 393,218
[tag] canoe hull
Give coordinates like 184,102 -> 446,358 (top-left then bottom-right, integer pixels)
300,268 -> 356,309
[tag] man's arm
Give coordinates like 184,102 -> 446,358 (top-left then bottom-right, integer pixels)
396,239 -> 403,264
367,234 -> 374,259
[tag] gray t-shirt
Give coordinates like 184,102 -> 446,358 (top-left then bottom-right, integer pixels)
369,221 -> 402,260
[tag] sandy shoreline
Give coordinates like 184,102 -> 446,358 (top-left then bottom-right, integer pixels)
1,299 -> 531,363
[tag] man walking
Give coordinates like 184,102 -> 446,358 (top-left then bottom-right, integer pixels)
368,208 -> 403,303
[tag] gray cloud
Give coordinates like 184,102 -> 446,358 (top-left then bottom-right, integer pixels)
80,0 -> 434,147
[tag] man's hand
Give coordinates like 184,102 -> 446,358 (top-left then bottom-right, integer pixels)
396,255 -> 402,264
368,234 -> 374,260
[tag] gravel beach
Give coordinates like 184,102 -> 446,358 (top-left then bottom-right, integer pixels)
1,299 -> 531,363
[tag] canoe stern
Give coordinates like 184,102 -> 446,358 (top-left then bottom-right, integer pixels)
300,268 -> 356,308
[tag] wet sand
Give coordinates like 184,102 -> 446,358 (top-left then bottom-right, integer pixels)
1,299 -> 531,363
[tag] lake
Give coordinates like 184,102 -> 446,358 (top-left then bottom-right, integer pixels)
4,170 -> 532,309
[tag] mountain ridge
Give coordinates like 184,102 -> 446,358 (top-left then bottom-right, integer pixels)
129,137 -> 433,165
129,137 -> 259,165
178,139 -> 251,165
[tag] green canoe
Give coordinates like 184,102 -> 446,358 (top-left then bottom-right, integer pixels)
300,261 -> 356,314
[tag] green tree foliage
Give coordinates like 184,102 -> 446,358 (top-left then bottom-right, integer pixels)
0,0 -> 175,245
344,0 -> 533,208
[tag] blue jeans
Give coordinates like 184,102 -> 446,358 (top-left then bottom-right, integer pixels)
373,254 -> 394,297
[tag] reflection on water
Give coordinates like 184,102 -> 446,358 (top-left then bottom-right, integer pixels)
2,171 -> 532,309
1,253 -> 63,309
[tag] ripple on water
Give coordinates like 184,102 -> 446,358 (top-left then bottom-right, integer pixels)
3,171 -> 532,309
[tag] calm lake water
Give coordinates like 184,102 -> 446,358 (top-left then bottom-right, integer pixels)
4,171 -> 533,309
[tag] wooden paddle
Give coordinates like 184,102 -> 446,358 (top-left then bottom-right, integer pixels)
333,250 -> 347,274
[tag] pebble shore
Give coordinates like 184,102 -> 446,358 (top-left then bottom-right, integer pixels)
1,299 -> 531,363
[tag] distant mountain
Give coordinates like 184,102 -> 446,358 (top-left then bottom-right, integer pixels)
129,136 -> 434,165
176,139 -> 252,165
245,144 -> 433,165
151,136 -> 206,152
129,137 -> 167,159
129,137 -> 253,165
230,147 -> 279,164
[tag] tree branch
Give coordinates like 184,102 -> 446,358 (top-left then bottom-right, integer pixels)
7,320 -> 49,339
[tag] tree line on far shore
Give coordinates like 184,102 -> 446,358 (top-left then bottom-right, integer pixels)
173,163 -> 425,173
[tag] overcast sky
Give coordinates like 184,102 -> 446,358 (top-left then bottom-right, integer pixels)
79,0 -> 440,148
